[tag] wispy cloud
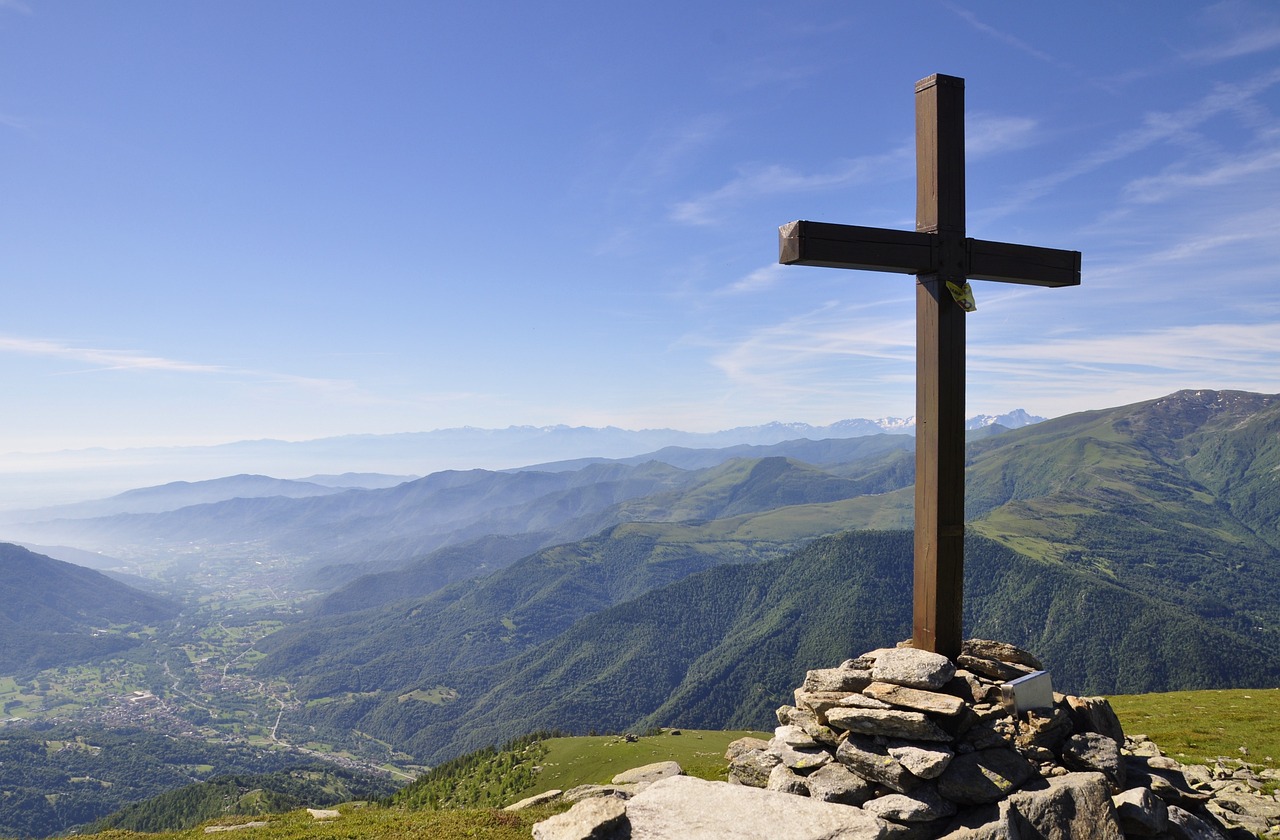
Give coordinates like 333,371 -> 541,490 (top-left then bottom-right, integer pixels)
0,335 -> 356,395
720,263 -> 789,295
0,0 -> 32,14
1184,0 -> 1280,63
966,114 -> 1038,158
943,2 -> 1080,77
1122,147 -> 1280,204
0,336 -> 228,374
711,302 -> 915,395
968,321 -> 1280,414
982,67 -> 1280,224
670,142 -> 914,226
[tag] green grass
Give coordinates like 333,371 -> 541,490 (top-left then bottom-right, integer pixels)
77,801 -> 562,840
526,729 -> 768,797
1109,687 -> 1280,770
51,691 -> 1280,840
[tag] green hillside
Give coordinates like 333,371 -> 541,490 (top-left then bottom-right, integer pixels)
967,390 -> 1280,646
274,529 -> 1279,765
90,767 -> 398,833
256,462 -> 916,699
0,726 -> 364,839
0,543 -> 178,672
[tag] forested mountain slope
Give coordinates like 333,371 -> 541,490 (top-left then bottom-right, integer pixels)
0,543 -> 178,671
275,529 -> 1278,765
966,389 -> 1280,644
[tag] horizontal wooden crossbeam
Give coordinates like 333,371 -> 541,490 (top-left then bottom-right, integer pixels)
778,220 -> 1080,288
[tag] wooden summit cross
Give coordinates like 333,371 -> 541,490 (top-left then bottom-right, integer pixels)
778,73 -> 1080,660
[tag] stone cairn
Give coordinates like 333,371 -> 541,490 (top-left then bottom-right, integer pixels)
531,639 -> 1280,839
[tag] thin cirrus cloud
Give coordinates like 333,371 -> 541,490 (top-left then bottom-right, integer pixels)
977,67 -> 1280,227
971,323 -> 1280,389
673,109 -> 1036,230
1121,147 -> 1280,204
711,301 -> 915,389
0,335 -> 354,394
669,143 -> 914,226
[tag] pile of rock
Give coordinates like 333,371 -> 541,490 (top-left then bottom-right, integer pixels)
531,639 -> 1280,839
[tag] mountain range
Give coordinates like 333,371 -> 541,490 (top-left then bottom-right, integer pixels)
0,411 -> 1043,511
3,390 -> 1278,772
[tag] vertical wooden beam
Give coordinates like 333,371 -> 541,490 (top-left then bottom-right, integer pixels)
913,74 -> 966,659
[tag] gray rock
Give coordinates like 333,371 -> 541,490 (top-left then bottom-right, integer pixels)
1212,788 -> 1280,821
1065,695 -> 1125,746
1125,756 -> 1210,807
725,736 -> 770,761
1166,804 -> 1230,839
863,784 -> 958,823
1206,800 -> 1273,836
768,763 -> 812,796
957,722 -> 1012,752
887,740 -> 955,779
1113,786 -> 1168,836
837,733 -> 924,794
872,648 -> 957,690
770,736 -> 834,771
1003,772 -> 1123,839
1182,764 -> 1215,790
797,689 -> 892,717
612,761 -> 682,786
1061,732 -> 1125,790
805,666 -> 875,693
826,707 -> 952,742
775,724 -> 819,748
805,762 -> 875,806
864,681 -> 966,716
777,705 -> 842,745
961,640 -> 1043,670
955,655 -> 1033,683
563,784 -> 636,803
943,672 -> 988,705
505,789 -> 563,810
532,795 -> 627,840
1013,706 -> 1072,751
937,748 -> 1036,805
727,745 -> 780,788
624,774 -> 890,839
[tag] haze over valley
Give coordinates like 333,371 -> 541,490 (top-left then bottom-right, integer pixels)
2,390 -> 1279,834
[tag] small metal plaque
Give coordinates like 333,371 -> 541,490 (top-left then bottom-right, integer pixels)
1001,670 -> 1054,714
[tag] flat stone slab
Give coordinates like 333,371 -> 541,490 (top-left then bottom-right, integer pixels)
863,681 -> 965,716
870,648 -> 956,690
887,740 -> 955,779
862,784 -> 957,823
961,639 -> 1043,670
505,789 -> 565,811
613,761 -> 683,786
804,667 -> 874,693
625,775 -> 890,839
835,734 -> 921,794
826,706 -> 952,741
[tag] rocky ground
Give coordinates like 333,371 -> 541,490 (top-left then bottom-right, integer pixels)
524,639 -> 1280,839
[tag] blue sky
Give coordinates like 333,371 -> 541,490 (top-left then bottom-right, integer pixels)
2,1 -> 1279,453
